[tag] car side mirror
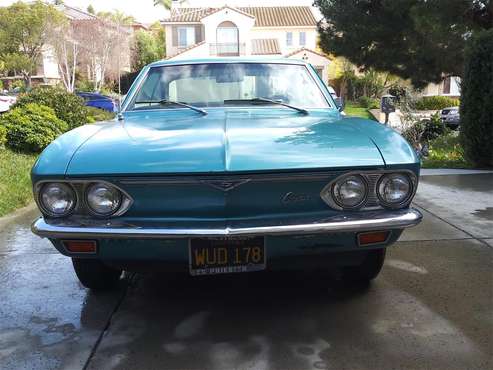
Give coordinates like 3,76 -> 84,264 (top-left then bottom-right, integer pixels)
335,97 -> 345,112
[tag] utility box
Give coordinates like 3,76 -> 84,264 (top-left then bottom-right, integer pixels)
381,94 -> 396,114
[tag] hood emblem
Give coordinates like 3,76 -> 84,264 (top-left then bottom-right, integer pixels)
202,179 -> 251,192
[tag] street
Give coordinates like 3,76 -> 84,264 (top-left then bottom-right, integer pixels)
0,172 -> 492,370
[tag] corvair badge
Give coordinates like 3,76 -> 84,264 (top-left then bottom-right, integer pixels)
282,192 -> 311,204
202,179 -> 251,192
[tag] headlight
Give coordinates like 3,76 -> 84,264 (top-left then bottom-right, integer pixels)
39,183 -> 76,217
332,175 -> 368,209
377,174 -> 412,207
86,183 -> 122,216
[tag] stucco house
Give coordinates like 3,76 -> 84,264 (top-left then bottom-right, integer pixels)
161,3 -> 331,82
421,76 -> 461,99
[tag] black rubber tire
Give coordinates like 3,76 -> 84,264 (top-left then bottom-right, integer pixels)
341,249 -> 386,283
72,258 -> 122,290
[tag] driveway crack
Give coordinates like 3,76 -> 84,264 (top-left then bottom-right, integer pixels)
414,202 -> 492,248
82,273 -> 134,370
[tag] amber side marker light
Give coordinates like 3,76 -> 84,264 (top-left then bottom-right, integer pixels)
63,240 -> 97,254
358,231 -> 390,246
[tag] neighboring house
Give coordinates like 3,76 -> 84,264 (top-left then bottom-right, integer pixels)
1,4 -> 132,89
421,76 -> 461,99
161,4 -> 331,82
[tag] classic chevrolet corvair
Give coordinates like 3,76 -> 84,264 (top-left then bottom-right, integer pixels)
31,59 -> 422,289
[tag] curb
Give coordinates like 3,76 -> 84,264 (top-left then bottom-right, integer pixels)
0,203 -> 37,230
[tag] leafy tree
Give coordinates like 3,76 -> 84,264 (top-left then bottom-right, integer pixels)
0,1 -> 64,89
132,26 -> 166,71
154,0 -> 172,10
315,0 -> 492,88
87,4 -> 95,14
459,29 -> 493,167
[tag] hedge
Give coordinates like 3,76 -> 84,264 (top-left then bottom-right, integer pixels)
0,103 -> 68,153
0,125 -> 6,148
460,29 -> 493,167
414,96 -> 460,111
14,87 -> 88,130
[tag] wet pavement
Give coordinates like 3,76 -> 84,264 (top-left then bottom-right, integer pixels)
0,173 -> 492,370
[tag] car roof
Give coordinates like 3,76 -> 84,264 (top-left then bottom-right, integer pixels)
148,57 -> 310,68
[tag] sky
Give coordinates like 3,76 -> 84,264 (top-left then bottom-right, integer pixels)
0,0 -> 318,23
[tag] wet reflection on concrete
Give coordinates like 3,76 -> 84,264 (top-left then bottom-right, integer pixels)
0,174 -> 491,370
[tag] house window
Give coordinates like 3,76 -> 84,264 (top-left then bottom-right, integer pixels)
178,27 -> 195,48
286,32 -> 293,46
299,32 -> 306,46
443,77 -> 451,95
216,21 -> 239,56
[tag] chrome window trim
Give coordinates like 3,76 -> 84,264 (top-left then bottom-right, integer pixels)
320,170 -> 418,211
34,180 -> 134,219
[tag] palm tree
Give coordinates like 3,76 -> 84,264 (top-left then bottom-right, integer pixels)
154,0 -> 172,10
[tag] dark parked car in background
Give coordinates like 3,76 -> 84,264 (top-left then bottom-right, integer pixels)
77,92 -> 116,112
440,106 -> 460,129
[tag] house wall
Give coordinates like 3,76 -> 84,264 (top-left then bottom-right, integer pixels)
422,77 -> 461,98
286,49 -> 330,83
250,27 -> 317,55
201,8 -> 256,55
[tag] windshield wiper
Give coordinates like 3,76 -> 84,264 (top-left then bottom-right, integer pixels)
134,99 -> 208,115
224,97 -> 309,115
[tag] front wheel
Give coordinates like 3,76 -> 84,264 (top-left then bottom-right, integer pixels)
72,258 -> 122,290
341,249 -> 386,283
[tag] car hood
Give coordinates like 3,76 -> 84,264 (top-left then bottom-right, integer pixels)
65,109 -> 392,175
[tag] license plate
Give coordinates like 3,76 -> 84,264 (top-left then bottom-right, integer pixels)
189,237 -> 266,276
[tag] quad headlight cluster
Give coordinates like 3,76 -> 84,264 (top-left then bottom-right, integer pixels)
321,172 -> 415,210
37,182 -> 130,218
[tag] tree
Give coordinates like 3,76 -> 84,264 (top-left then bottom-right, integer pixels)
52,19 -> 80,92
459,29 -> 493,167
0,1 -> 64,89
315,0 -> 492,88
132,23 -> 166,72
154,0 -> 172,10
87,4 -> 95,14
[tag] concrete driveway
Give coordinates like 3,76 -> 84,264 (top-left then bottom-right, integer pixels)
0,172 -> 492,370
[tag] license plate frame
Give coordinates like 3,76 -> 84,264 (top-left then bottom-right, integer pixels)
189,236 -> 266,276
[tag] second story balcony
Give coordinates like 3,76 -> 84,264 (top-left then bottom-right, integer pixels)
209,43 -> 246,57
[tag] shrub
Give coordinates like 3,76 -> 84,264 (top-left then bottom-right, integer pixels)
357,96 -> 379,109
0,104 -> 68,153
14,87 -> 88,129
0,125 -> 7,148
460,29 -> 493,168
414,96 -> 460,111
421,113 -> 446,141
86,107 -> 116,123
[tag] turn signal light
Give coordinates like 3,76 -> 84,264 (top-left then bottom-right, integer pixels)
63,240 -> 97,254
358,231 -> 390,246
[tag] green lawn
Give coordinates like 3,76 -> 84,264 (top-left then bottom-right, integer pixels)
0,149 -> 38,217
344,102 -> 376,120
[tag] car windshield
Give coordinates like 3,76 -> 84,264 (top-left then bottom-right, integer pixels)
129,63 -> 331,111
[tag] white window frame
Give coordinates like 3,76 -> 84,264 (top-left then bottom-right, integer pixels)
286,32 -> 293,47
299,32 -> 306,46
177,26 -> 195,48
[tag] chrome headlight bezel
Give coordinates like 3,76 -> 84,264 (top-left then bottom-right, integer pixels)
376,173 -> 414,209
85,182 -> 123,217
38,182 -> 77,218
34,180 -> 133,219
321,174 -> 369,210
321,170 -> 418,211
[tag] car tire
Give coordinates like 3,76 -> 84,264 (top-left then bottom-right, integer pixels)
341,249 -> 386,283
72,258 -> 122,290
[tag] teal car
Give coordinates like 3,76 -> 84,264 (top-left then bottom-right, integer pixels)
31,59 -> 422,290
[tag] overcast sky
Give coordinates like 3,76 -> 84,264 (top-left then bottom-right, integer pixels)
0,0 -> 318,23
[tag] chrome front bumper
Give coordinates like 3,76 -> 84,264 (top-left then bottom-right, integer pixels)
32,209 -> 422,239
